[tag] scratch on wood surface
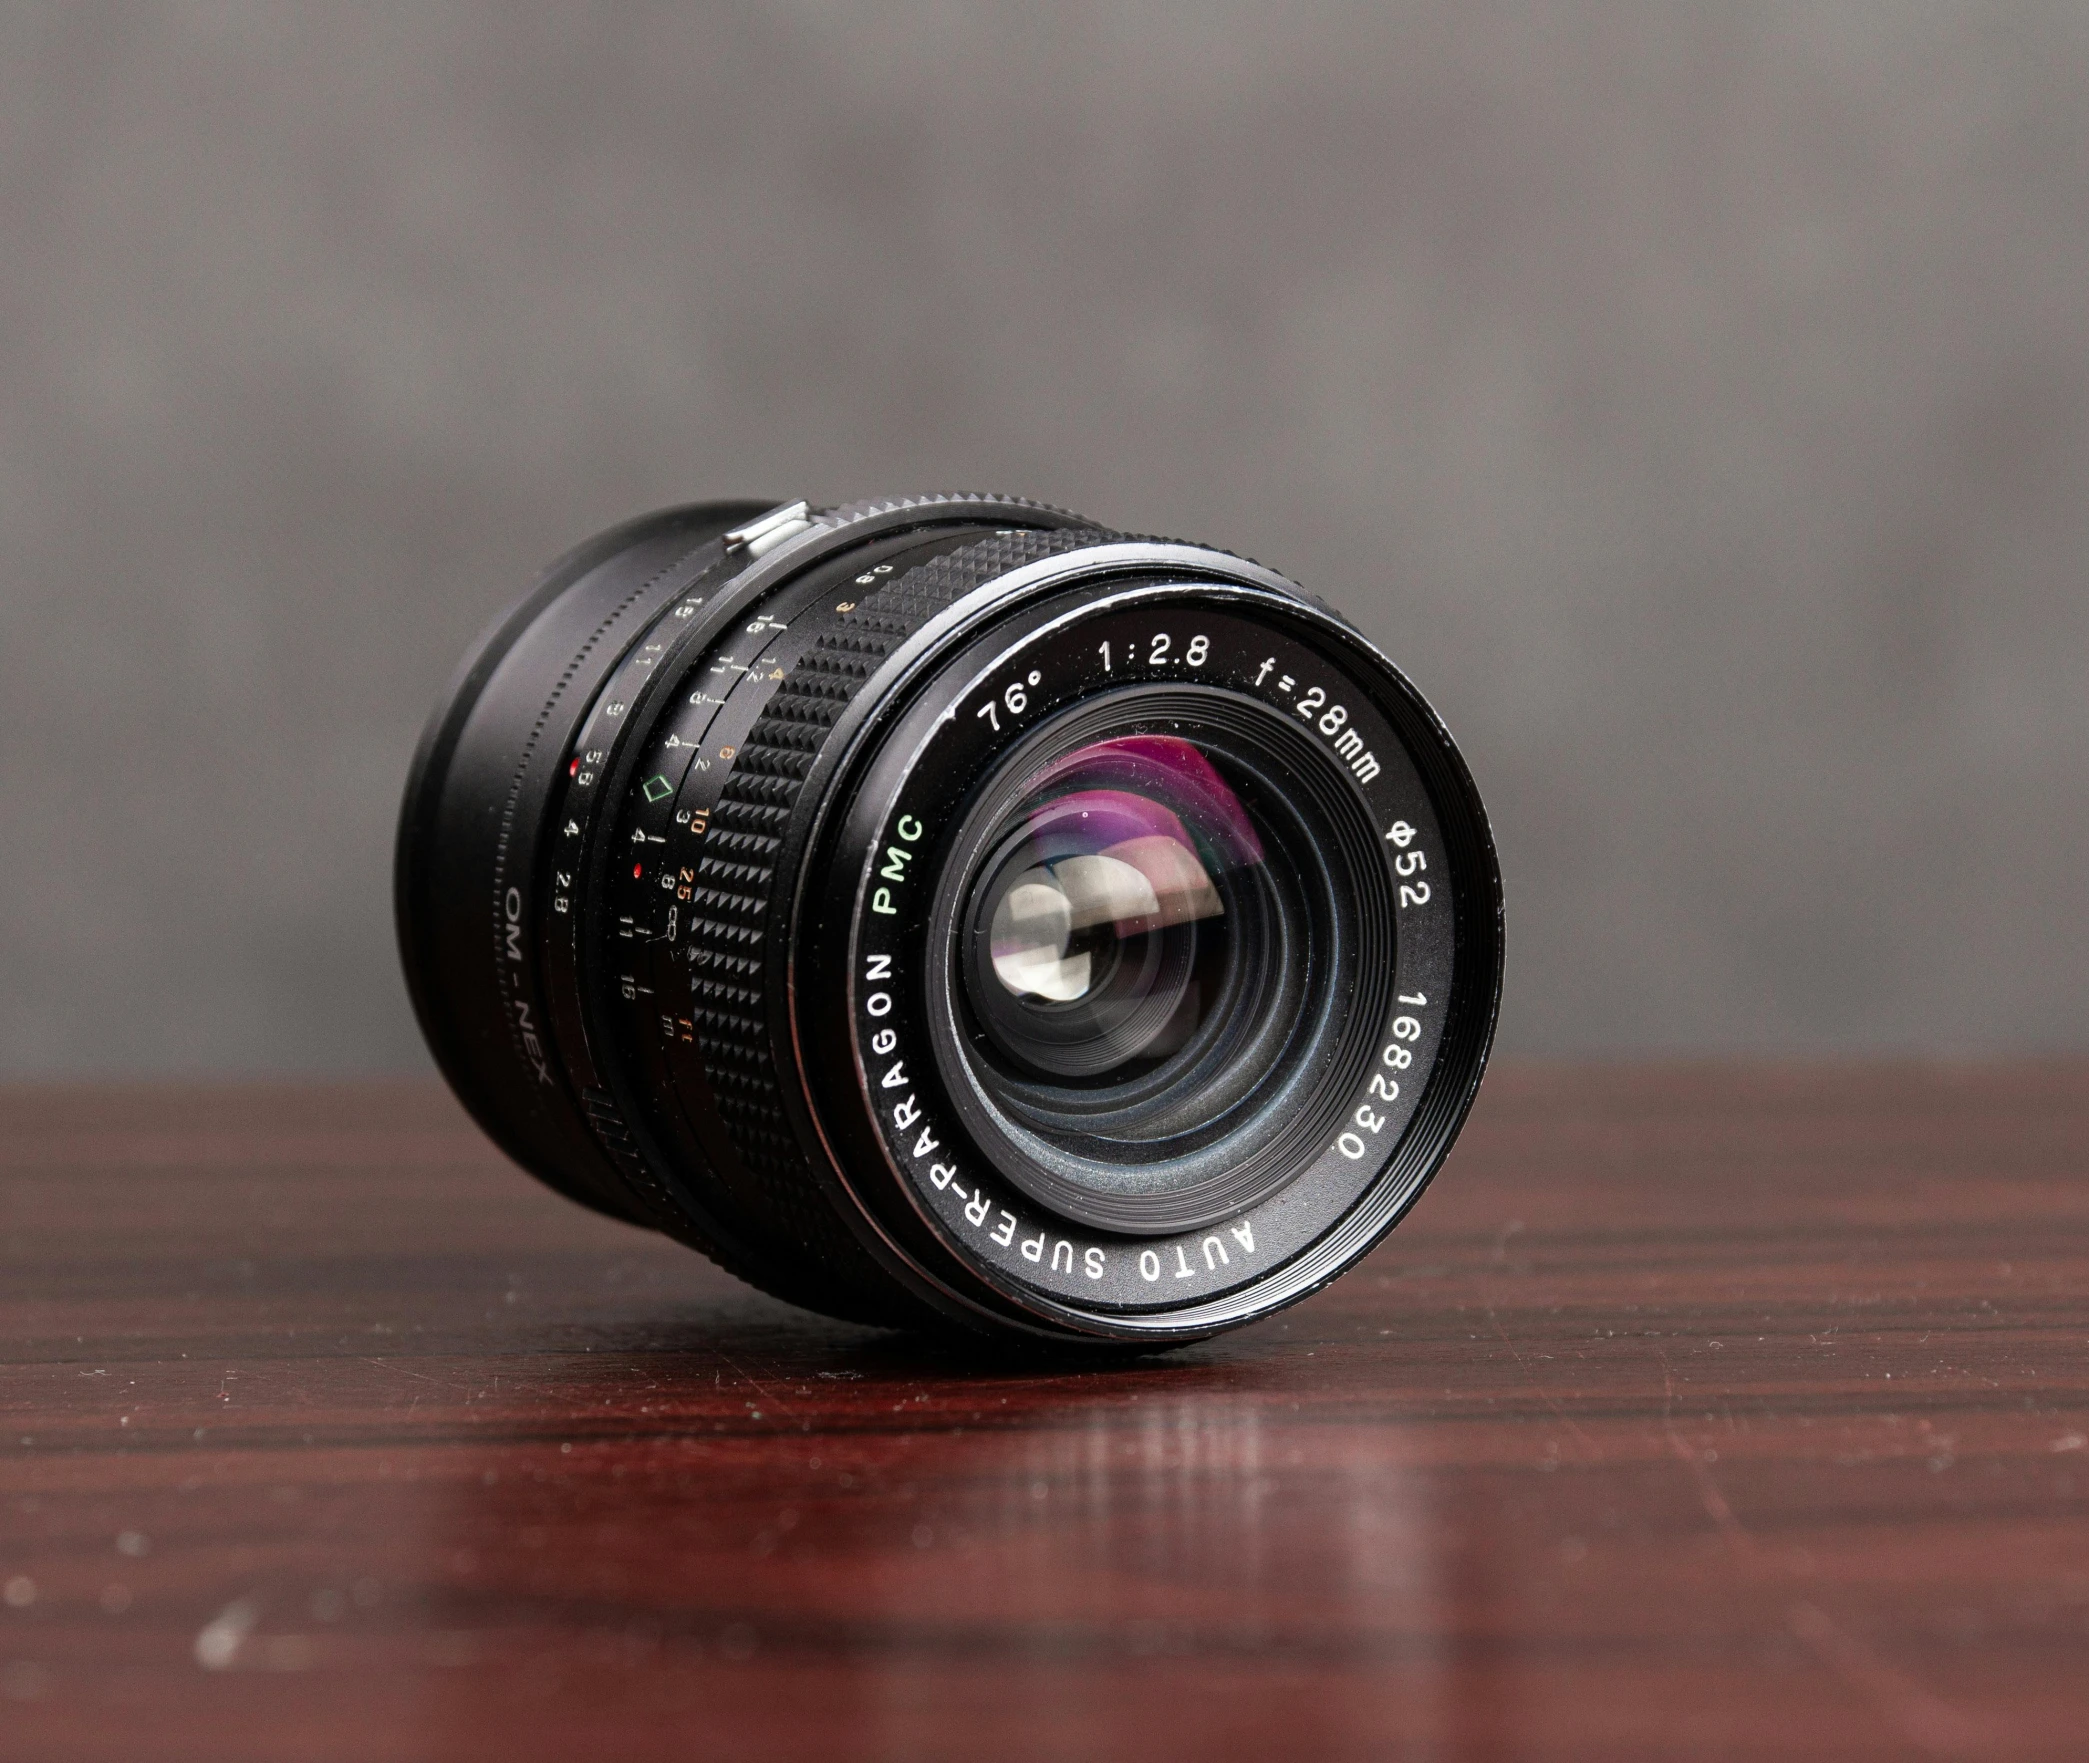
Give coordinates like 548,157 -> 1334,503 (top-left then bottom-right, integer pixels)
1660,1362 -> 1751,1552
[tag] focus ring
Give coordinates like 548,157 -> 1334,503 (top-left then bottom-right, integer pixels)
686,527 -> 1121,1304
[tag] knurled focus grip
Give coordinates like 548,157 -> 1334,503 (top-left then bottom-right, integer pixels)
685,527 -> 1121,1313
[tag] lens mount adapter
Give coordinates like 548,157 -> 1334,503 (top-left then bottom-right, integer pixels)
397,494 -> 1502,1347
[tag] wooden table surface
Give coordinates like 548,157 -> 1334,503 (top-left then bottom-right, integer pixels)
2,1067 -> 2085,1762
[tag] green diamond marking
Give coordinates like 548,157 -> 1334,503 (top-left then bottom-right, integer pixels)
642,774 -> 673,803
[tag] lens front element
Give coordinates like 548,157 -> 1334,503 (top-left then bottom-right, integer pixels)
973,736 -> 1255,1072
940,703 -> 1373,1236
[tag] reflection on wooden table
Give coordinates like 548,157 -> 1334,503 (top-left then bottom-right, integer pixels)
1,1067 -> 2085,1760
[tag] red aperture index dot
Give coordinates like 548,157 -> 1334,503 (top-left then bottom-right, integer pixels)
633,863 -> 643,878
569,758 -> 580,775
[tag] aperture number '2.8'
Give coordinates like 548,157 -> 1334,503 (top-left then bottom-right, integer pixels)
975,629 -> 1218,731
1097,633 -> 1209,672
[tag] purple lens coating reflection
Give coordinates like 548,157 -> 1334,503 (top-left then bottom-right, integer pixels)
985,737 -> 1262,1007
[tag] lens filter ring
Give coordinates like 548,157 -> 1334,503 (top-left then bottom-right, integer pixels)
796,567 -> 1501,1340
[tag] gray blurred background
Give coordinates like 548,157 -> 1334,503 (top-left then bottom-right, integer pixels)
3,3 -> 2084,1075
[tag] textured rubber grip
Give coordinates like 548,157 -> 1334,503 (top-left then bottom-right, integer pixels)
685,527 -> 1121,1313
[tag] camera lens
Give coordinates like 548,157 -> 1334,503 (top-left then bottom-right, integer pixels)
396,494 -> 1501,1346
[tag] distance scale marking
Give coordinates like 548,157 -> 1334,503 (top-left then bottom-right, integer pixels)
592,526 -> 1013,1197
606,565 -> 840,1197
847,595 -> 1455,1314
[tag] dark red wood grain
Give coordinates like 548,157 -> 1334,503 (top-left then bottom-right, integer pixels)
2,1067 -> 2086,1761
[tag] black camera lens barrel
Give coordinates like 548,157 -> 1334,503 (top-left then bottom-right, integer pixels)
397,493 -> 1502,1345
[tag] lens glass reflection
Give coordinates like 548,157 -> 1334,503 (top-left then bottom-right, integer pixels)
971,737 -> 1262,1083
950,723 -> 1346,1222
